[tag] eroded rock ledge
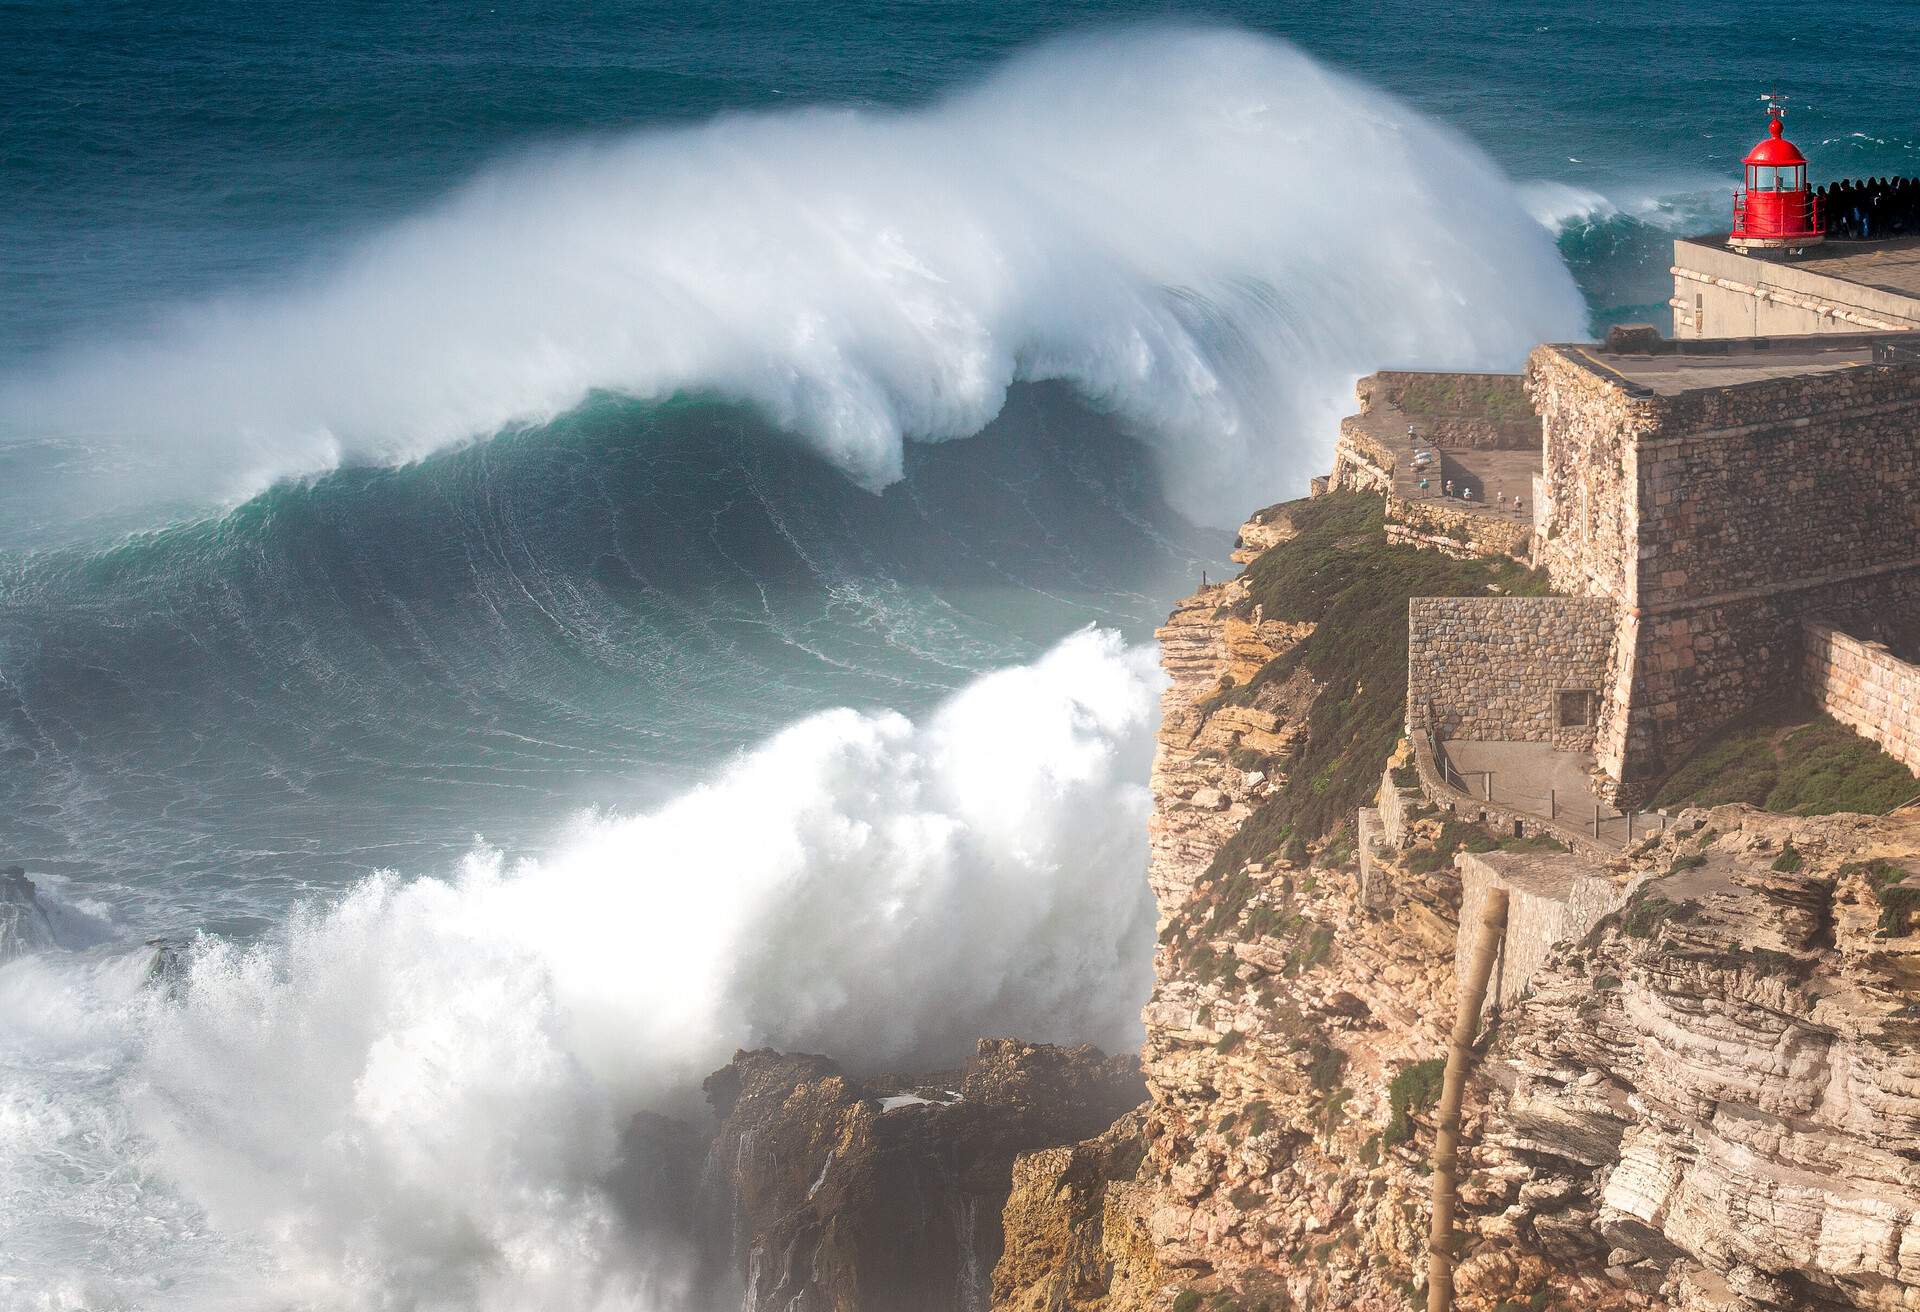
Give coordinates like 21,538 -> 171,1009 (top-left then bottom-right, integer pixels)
696,1038 -> 1143,1312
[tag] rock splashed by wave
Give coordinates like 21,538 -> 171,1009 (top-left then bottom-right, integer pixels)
5,629 -> 1160,1307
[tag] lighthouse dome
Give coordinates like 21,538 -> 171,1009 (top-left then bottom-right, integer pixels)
1744,116 -> 1807,167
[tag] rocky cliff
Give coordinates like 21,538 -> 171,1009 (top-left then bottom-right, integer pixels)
1471,807 -> 1920,1311
697,1039 -> 1143,1312
993,492 -> 1920,1312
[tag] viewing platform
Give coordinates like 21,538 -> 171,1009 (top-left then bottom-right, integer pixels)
1322,371 -> 1538,563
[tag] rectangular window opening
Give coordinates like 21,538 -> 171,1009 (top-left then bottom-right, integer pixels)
1556,689 -> 1595,729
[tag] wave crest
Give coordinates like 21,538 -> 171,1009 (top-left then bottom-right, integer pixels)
1,26 -> 1582,529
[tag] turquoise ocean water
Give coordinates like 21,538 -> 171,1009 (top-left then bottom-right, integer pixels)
1,5 -> 1916,1306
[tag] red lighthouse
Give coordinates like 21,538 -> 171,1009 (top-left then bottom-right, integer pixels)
1729,97 -> 1824,250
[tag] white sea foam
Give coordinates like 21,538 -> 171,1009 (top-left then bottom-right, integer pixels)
3,628 -> 1161,1308
1518,180 -> 1622,231
0,27 -> 1581,530
1519,176 -> 1724,236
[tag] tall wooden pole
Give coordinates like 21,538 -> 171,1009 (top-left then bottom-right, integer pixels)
1428,887 -> 1509,1312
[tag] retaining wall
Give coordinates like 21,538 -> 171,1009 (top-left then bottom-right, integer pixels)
1803,622 -> 1920,779
1456,850 -> 1627,1018
1385,492 -> 1532,562
1670,239 -> 1920,339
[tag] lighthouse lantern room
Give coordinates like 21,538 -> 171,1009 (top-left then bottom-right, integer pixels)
1729,96 -> 1824,250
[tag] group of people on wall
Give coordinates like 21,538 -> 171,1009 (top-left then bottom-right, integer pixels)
1821,176 -> 1920,239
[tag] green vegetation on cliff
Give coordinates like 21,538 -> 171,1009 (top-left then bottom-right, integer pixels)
1206,491 -> 1547,876
1382,372 -> 1531,419
1653,707 -> 1918,816
1382,1058 -> 1445,1147
1847,859 -> 1920,937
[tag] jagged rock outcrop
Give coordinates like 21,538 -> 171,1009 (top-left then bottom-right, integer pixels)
703,1039 -> 1143,1312
0,864 -> 55,963
993,1110 -> 1163,1312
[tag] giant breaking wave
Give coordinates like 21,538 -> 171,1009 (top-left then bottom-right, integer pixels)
0,25 -> 1592,1311
0,26 -> 1581,533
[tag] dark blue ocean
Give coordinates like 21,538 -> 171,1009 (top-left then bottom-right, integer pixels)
1,4 -> 1916,1307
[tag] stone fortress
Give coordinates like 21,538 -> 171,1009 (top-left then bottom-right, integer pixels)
1325,252 -> 1920,821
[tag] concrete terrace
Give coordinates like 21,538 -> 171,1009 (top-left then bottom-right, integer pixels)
1440,739 -> 1667,849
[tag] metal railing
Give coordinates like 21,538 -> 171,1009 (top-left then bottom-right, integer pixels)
1732,189 -> 1823,241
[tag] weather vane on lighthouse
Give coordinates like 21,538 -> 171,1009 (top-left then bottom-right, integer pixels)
1729,92 -> 1824,252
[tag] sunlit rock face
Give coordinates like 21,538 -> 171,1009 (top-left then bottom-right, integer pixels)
1474,806 -> 1920,1312
698,1039 -> 1143,1312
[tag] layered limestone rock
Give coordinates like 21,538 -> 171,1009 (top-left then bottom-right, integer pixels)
702,1039 -> 1143,1312
1469,806 -> 1920,1312
1147,531 -> 1311,917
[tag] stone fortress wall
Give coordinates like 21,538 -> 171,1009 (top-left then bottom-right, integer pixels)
1406,596 -> 1615,753
1344,323 -> 1920,804
1805,622 -> 1920,779
1527,336 -> 1920,798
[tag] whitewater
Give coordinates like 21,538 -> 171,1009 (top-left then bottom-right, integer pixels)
0,28 -> 1578,541
0,27 -> 1590,1312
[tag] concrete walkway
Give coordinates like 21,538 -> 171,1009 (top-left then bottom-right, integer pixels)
1441,739 -> 1669,849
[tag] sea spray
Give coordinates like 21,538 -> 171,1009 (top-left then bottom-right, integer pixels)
111,629 -> 1160,1307
0,27 -> 1582,533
